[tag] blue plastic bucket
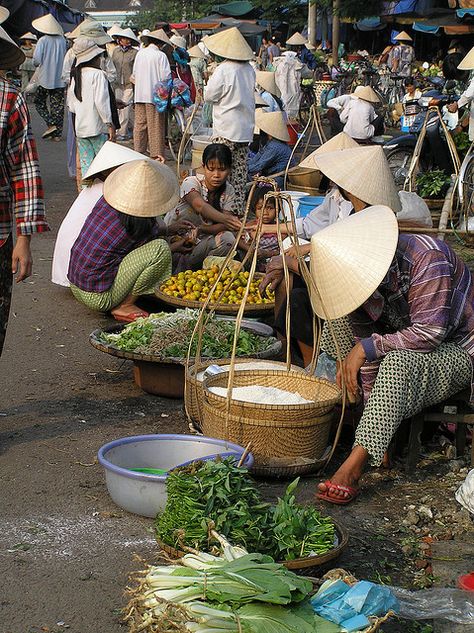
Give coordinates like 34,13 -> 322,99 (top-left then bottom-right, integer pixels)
298,196 -> 325,218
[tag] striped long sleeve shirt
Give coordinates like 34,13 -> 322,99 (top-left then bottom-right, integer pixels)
0,78 -> 49,247
350,234 -> 474,403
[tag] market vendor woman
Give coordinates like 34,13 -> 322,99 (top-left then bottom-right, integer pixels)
68,159 -> 179,323
311,207 -> 474,504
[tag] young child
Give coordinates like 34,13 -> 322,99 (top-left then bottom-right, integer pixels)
164,143 -> 242,270
240,185 -> 280,271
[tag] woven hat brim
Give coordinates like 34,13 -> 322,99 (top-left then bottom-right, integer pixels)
188,44 -> 205,58
32,14 -> 64,36
75,44 -> 104,65
204,27 -> 254,61
112,28 -> 139,44
20,32 -> 38,41
286,32 -> 307,46
309,206 -> 399,320
103,160 -> 179,217
255,71 -> 280,97
255,110 -> 290,142
299,133 -> 358,168
394,31 -> 412,41
0,7 -> 9,24
307,145 -> 401,213
83,142 -> 148,180
458,47 -> 474,70
145,29 -> 172,46
0,28 -> 26,69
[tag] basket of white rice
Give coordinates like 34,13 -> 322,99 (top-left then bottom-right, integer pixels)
202,369 -> 341,476
185,360 -> 305,429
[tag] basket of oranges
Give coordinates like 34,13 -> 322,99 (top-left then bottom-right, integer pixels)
155,266 -> 275,315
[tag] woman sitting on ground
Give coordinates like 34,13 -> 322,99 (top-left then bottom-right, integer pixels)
311,206 -> 474,505
248,110 -> 294,187
68,160 -> 187,323
164,143 -> 242,271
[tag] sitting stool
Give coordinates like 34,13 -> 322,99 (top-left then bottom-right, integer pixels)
406,388 -> 474,473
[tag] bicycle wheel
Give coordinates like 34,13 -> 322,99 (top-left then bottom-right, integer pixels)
386,147 -> 414,189
166,108 -> 185,162
298,88 -> 314,126
458,152 -> 474,224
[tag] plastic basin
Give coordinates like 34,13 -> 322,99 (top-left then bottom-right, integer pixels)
298,196 -> 326,218
98,434 -> 253,517
191,135 -> 212,150
280,190 -> 310,220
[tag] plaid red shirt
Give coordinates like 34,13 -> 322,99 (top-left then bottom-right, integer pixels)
68,196 -> 160,292
0,78 -> 48,247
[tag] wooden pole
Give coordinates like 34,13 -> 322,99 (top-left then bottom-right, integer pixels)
332,0 -> 340,66
308,0 -> 317,47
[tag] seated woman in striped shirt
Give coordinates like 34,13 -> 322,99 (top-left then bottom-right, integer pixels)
312,207 -> 474,505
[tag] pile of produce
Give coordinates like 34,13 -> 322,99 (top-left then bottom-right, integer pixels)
99,309 -> 276,359
159,266 -> 274,306
125,536 -> 328,633
156,459 -> 336,561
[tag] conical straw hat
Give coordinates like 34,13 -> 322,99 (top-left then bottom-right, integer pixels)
307,145 -> 401,212
170,34 -> 186,49
107,23 -> 122,37
112,27 -> 139,45
0,25 -> 25,69
351,84 -> 379,103
255,110 -> 290,142
103,160 -> 179,217
144,28 -> 172,46
84,142 -> 149,180
0,7 -> 9,23
20,32 -> 38,41
32,14 -> 64,36
204,27 -> 253,61
458,46 -> 474,70
299,132 -> 358,168
256,70 -> 280,97
286,32 -> 307,46
309,205 -> 399,320
188,44 -> 205,58
394,30 -> 412,41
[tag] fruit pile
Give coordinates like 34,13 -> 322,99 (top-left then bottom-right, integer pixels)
160,266 -> 274,305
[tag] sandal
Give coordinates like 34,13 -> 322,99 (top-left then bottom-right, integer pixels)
316,480 -> 359,505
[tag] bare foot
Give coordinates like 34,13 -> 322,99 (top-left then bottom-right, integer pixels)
111,304 -> 148,321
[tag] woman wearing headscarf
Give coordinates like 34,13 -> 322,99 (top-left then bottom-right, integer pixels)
312,207 -> 474,504
204,27 -> 256,214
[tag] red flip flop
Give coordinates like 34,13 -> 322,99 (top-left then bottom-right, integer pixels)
113,311 -> 149,324
316,480 -> 359,505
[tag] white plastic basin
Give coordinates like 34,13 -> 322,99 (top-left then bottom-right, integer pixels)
98,434 -> 253,517
280,190 -> 310,221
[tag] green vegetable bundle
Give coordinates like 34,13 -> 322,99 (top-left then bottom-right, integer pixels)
155,459 -> 335,561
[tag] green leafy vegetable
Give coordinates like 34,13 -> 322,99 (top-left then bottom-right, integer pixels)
416,170 -> 451,199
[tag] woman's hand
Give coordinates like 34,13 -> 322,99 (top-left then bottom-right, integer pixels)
107,124 -> 116,141
167,219 -> 196,235
222,212 -> 242,233
259,268 -> 284,295
12,235 -> 33,282
448,102 -> 459,113
169,237 -> 193,254
336,342 -> 366,397
284,243 -> 311,258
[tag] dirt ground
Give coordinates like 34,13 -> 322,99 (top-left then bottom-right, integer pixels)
0,110 -> 472,633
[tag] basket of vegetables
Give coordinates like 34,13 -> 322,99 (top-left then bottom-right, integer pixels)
201,369 -> 341,474
90,310 -> 282,397
155,459 -> 348,569
185,360 -> 304,429
155,266 -> 275,315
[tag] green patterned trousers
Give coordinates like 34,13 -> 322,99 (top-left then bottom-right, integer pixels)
70,239 -> 171,312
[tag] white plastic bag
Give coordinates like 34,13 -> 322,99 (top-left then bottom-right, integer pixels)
455,468 -> 474,514
397,191 -> 433,228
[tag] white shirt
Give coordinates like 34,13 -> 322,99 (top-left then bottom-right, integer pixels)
327,94 -> 351,114
340,98 -> 376,140
457,78 -> 474,141
67,68 -> 112,138
205,60 -> 255,142
294,188 -> 353,238
132,44 -> 171,104
51,181 -> 104,286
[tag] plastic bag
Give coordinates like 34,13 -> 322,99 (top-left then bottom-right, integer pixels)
389,586 -> 474,624
397,191 -> 433,228
456,468 -> 474,514
310,351 -> 337,382
153,78 -> 192,113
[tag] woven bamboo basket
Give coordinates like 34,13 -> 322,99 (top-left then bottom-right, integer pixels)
287,167 -> 322,189
313,80 -> 336,106
186,360 -> 303,429
201,370 -> 341,472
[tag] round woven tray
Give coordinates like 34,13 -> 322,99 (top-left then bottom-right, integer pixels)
157,517 -> 348,570
89,324 -> 282,364
155,272 -> 274,315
